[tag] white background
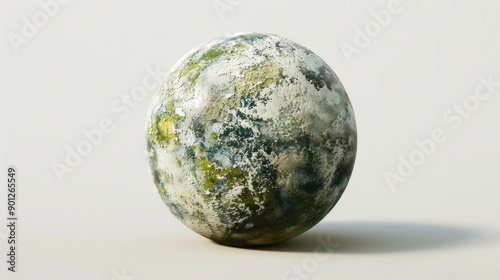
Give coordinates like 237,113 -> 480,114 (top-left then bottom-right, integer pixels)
1,0 -> 500,279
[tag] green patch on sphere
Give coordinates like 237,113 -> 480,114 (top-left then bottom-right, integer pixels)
149,112 -> 183,146
148,99 -> 184,146
196,152 -> 248,192
232,62 -> 284,97
179,46 -> 224,84
233,42 -> 245,49
202,47 -> 223,61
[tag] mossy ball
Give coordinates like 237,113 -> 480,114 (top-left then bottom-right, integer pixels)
145,33 -> 357,247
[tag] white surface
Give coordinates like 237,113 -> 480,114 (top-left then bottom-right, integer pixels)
1,0 -> 499,279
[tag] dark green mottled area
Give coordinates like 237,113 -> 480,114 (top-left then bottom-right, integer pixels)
300,66 -> 336,91
201,120 -> 353,245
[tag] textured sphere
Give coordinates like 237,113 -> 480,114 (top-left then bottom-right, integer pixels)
145,33 -> 357,246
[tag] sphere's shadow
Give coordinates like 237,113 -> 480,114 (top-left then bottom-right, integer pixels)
246,221 -> 493,254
